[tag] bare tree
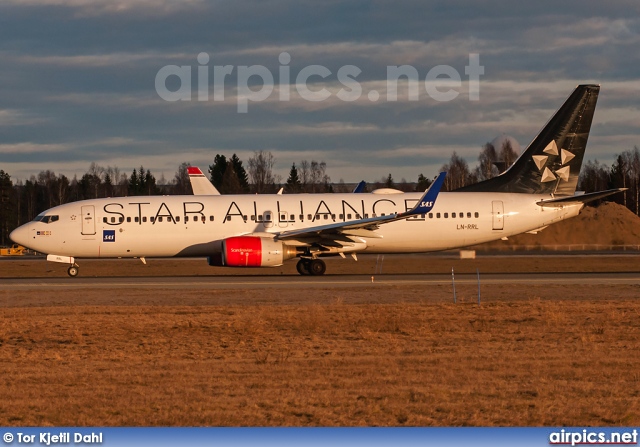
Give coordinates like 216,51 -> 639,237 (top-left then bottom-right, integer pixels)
475,142 -> 498,181
440,152 -> 475,191
578,160 -> 610,193
499,139 -> 518,171
248,150 -> 277,193
299,160 -> 310,190
173,162 -> 192,195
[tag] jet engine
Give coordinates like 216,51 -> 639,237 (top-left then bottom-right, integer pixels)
214,236 -> 297,267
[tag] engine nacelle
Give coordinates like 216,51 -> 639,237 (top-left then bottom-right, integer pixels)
220,236 -> 297,267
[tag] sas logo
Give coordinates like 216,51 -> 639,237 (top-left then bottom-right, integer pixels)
420,201 -> 434,208
103,230 -> 115,242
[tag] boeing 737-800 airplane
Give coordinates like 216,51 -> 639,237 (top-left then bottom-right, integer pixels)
9,85 -> 623,277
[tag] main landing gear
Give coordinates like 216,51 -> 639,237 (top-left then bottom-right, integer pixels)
296,258 -> 326,276
67,264 -> 79,277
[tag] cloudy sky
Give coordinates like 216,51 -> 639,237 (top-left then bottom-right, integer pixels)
1,0 -> 639,184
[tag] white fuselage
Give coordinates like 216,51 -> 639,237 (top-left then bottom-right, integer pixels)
11,192 -> 583,259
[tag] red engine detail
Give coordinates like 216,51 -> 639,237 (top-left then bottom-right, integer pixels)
223,236 -> 263,267
221,236 -> 297,267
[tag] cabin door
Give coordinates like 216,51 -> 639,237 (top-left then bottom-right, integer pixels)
81,205 -> 96,235
492,201 -> 504,230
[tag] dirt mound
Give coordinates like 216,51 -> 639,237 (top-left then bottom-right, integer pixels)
481,202 -> 640,248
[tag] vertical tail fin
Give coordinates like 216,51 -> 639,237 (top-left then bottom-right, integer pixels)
459,84 -> 600,195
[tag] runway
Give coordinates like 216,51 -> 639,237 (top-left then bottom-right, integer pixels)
4,272 -> 640,290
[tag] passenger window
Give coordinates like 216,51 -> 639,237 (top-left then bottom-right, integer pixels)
315,214 -> 320,220
257,215 -> 263,222
324,215 -> 328,220
126,217 -> 131,223
356,214 -> 361,219
421,214 -> 425,218
135,217 -> 139,223
467,212 -> 471,218
201,216 -> 205,222
475,212 -> 479,218
429,213 -> 433,218
290,214 -> 295,221
307,214 -> 312,220
251,215 -> 255,221
243,215 -> 248,221
103,217 -> 107,223
265,214 -> 271,221
364,214 -> 368,218
436,213 -> 441,218
110,217 -> 115,223
150,217 -> 155,223
444,213 -> 448,218
347,214 -> 352,219
226,216 -> 231,221
176,216 -> 180,222
158,217 -> 163,222
143,217 -> 147,223
299,214 -> 304,220
452,213 -> 456,218
184,216 -> 189,222
210,216 -> 215,221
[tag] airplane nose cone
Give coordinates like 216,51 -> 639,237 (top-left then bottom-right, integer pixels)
9,224 -> 30,247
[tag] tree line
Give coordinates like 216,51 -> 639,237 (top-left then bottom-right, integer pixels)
1,145 -> 640,246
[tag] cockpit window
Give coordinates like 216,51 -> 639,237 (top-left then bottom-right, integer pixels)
33,215 -> 59,224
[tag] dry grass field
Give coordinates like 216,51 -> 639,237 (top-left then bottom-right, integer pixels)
1,254 -> 639,426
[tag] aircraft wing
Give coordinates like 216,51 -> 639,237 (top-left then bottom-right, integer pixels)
276,172 -> 446,241
188,167 -> 221,195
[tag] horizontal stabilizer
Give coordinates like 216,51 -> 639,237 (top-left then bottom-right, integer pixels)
536,188 -> 626,207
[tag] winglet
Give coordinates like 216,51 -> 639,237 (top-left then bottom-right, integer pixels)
188,166 -> 221,195
187,166 -> 204,176
352,180 -> 367,193
403,172 -> 446,216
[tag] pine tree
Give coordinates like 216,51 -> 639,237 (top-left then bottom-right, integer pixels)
208,154 -> 227,190
144,169 -> 158,195
285,163 -> 302,193
138,166 -> 146,194
128,168 -> 139,195
220,161 -> 242,194
416,173 -> 431,191
230,154 -> 249,192
0,170 -> 14,246
103,172 -> 113,197
384,173 -> 395,188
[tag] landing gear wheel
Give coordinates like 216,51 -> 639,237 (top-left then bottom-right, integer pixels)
67,265 -> 79,277
308,259 -> 326,276
296,259 -> 311,275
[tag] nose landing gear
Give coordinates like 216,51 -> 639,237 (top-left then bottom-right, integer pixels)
296,258 -> 326,276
